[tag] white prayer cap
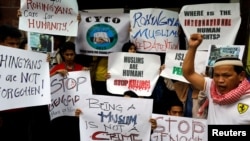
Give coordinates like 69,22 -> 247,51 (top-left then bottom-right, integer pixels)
213,57 -> 243,67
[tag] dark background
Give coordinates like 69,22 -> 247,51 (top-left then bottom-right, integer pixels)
77,0 -> 230,10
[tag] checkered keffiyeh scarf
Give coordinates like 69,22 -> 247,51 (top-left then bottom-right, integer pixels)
210,78 -> 250,105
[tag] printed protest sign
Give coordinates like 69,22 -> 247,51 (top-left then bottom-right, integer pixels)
75,12 -> 130,55
107,52 -> 161,96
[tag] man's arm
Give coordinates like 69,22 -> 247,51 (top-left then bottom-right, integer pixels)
182,33 -> 205,91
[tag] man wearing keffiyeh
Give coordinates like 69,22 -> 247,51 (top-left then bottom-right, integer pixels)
182,33 -> 250,124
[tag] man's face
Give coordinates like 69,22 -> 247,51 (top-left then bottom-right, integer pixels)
0,37 -> 20,48
167,106 -> 183,117
213,65 -> 244,94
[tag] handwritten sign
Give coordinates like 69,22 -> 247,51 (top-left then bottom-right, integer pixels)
179,3 -> 241,50
107,52 -> 161,96
151,114 -> 207,141
130,8 -> 180,53
75,12 -> 130,55
160,49 -> 207,83
49,71 -> 92,120
19,0 -> 79,36
79,94 -> 153,141
0,45 -> 50,111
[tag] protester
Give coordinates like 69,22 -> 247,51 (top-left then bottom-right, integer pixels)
123,90 -> 140,98
0,24 -> 51,141
0,24 -> 22,48
121,41 -> 137,53
92,41 -> 137,95
105,41 -> 168,114
173,81 -> 200,118
0,24 -> 31,141
50,41 -> 89,141
104,41 -> 136,80
166,97 -> 184,117
92,56 -> 111,95
182,33 -> 250,124
160,64 -> 201,118
50,41 -> 89,76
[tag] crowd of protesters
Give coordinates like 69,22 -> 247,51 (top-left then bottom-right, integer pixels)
1,7 -> 250,140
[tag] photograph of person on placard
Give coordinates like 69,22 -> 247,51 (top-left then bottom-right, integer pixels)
28,32 -> 53,53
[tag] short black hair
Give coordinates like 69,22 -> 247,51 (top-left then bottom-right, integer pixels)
123,90 -> 138,98
54,35 -> 67,45
166,98 -> 183,112
60,41 -> 75,53
0,24 -> 22,42
54,35 -> 66,42
19,38 -> 27,49
60,41 -> 76,61
122,41 -> 136,52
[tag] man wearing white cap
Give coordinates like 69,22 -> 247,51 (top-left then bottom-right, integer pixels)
182,33 -> 250,124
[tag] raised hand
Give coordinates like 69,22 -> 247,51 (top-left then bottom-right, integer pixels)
188,33 -> 203,49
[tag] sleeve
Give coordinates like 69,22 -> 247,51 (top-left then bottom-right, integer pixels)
50,65 -> 60,75
203,77 -> 212,98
